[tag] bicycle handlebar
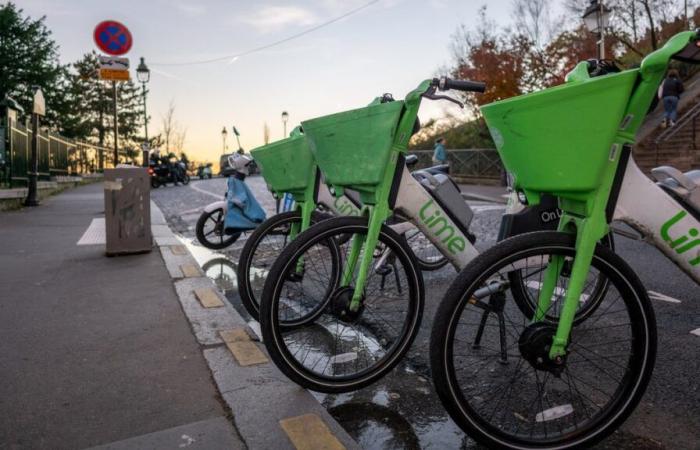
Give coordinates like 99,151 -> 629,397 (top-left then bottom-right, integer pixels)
435,77 -> 486,93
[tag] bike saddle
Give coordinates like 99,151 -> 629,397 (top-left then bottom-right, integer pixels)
405,154 -> 418,167
652,166 -> 700,213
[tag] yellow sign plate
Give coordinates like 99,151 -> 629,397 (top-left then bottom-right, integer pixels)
99,68 -> 130,81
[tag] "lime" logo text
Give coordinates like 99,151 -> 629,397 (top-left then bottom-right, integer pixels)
660,210 -> 700,266
419,199 -> 466,254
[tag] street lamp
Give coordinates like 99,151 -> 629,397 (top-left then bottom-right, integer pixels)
582,0 -> 611,60
281,111 -> 289,137
232,126 -> 243,152
136,57 -> 150,167
221,126 -> 228,154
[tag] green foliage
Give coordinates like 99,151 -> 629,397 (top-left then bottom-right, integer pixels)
61,52 -> 146,148
0,2 -> 67,127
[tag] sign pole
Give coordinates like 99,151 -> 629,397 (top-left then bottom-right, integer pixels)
112,80 -> 119,166
25,88 -> 45,207
25,112 -> 40,206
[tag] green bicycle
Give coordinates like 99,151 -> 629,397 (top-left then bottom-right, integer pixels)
236,127 -> 450,320
256,77 -> 614,393
429,31 -> 700,449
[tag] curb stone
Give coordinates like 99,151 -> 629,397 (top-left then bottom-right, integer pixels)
149,200 -> 360,450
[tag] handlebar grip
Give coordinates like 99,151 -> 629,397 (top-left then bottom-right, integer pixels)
439,78 -> 486,93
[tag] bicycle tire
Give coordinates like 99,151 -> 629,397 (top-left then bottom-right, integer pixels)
237,210 -> 329,320
430,231 -> 656,449
195,208 -> 240,250
260,216 -> 424,393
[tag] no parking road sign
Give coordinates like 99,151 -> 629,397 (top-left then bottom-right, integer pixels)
94,20 -> 133,56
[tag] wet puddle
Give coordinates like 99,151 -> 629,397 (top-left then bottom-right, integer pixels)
176,233 -> 479,449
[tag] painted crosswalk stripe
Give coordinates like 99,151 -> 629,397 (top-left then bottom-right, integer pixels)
690,328 -> 700,337
189,182 -> 223,200
77,218 -> 106,245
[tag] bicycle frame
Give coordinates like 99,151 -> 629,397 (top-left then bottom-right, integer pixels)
336,80 -> 496,310
613,157 -> 700,282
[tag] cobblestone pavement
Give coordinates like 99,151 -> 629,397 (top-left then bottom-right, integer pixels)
152,176 -> 699,450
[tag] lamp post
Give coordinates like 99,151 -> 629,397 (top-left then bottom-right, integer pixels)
281,111 -> 289,137
221,126 -> 228,154
582,0 -> 611,60
136,57 -> 150,167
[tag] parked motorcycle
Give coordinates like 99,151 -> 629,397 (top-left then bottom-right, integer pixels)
197,163 -> 213,179
148,157 -> 190,188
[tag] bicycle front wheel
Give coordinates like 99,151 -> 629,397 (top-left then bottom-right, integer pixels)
196,208 -> 240,250
260,216 -> 424,393
430,231 -> 656,449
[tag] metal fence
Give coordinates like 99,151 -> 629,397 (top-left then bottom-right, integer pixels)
410,148 -> 504,183
1,117 -> 121,188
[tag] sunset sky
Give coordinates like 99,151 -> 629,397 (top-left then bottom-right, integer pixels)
21,0 -> 567,162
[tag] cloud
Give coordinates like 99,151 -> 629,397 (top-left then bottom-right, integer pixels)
176,3 -> 206,16
242,6 -> 319,32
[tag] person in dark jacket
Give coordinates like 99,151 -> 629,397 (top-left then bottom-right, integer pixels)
661,69 -> 684,128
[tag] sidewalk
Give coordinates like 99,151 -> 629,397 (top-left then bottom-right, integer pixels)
0,183 -> 241,449
0,181 -> 359,450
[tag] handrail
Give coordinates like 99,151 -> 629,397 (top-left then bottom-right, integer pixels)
654,99 -> 700,143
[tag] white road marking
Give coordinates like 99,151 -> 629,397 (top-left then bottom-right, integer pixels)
690,328 -> 700,337
77,218 -> 106,245
472,204 -> 506,213
536,404 -> 574,422
647,291 -> 682,303
179,206 -> 203,215
525,281 -> 590,303
188,182 -> 223,200
247,320 -> 263,341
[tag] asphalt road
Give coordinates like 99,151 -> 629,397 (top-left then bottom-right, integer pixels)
152,176 -> 699,450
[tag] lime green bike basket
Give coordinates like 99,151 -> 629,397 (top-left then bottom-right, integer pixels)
250,134 -> 315,194
301,101 -> 404,190
482,70 -> 638,194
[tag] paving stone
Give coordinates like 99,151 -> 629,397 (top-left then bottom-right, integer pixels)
194,288 -> 224,308
280,414 -> 345,450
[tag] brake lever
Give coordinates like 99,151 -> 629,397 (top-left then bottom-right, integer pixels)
422,92 -> 464,108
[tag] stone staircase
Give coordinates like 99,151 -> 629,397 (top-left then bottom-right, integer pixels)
634,72 -> 700,173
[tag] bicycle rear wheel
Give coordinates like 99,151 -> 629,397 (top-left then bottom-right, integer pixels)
237,210 -> 329,320
404,227 -> 449,271
260,216 -> 424,393
430,231 -> 656,449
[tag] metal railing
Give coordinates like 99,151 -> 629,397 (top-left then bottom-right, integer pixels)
410,148 -> 503,182
654,100 -> 700,145
652,101 -> 700,168
1,117 -> 121,188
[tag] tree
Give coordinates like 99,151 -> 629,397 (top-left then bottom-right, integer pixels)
449,7 -> 530,111
160,100 -> 176,154
0,2 -> 67,127
59,52 -> 146,167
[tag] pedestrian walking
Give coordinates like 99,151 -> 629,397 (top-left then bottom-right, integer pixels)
433,137 -> 448,166
660,69 -> 684,128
